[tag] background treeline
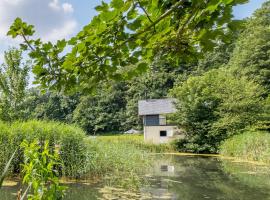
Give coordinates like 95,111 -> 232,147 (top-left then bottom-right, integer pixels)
0,2 -> 269,153
0,48 -> 180,134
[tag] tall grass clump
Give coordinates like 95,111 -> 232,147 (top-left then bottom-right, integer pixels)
0,120 -> 88,177
97,134 -> 177,153
220,130 -> 270,163
85,136 -> 152,189
0,122 -> 14,173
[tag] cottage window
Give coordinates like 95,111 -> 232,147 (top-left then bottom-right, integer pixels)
160,130 -> 167,137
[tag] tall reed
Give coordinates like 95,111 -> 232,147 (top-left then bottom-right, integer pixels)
0,120 -> 87,177
220,130 -> 270,163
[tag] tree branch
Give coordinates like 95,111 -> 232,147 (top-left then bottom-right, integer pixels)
177,7 -> 200,38
123,0 -> 184,45
85,0 -> 185,67
136,0 -> 154,24
21,34 -> 36,52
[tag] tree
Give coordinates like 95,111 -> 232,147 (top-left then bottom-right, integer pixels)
23,88 -> 80,122
73,83 -> 127,134
228,1 -> 270,91
0,48 -> 30,121
7,0 -> 248,92
170,69 -> 265,153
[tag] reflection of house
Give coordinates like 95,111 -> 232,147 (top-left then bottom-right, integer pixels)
138,98 -> 183,144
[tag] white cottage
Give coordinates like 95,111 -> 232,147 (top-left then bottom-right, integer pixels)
138,98 -> 183,144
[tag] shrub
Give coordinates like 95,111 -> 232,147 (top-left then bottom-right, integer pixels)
0,120 -> 87,177
170,69 -> 265,153
20,140 -> 66,199
219,130 -> 270,163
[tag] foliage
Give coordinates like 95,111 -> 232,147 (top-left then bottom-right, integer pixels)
228,1 -> 270,91
0,149 -> 17,188
24,89 -> 80,123
84,134 -> 176,189
7,0 -> 247,92
85,136 -> 150,189
0,121 -> 87,177
0,48 -> 30,122
20,140 -> 66,200
220,130 -> 270,164
0,122 -> 16,174
95,134 -> 176,153
73,83 -> 127,133
170,69 -> 265,153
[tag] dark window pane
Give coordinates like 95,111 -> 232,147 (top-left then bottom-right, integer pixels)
160,130 -> 167,137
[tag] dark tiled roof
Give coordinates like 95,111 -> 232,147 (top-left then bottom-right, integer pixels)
138,98 -> 177,115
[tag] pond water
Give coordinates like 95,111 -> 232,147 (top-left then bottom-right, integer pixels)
1,155 -> 270,199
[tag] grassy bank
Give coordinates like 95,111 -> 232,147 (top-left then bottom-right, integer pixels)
95,134 -> 177,153
219,130 -> 270,164
0,122 -> 169,190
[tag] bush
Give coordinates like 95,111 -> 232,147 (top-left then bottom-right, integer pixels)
170,69 -> 265,153
219,130 -> 270,163
0,120 -> 87,177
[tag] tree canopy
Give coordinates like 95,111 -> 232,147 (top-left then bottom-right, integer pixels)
228,1 -> 270,91
8,0 -> 247,92
0,48 -> 30,121
170,69 -> 265,152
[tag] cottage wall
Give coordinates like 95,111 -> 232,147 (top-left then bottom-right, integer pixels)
144,126 -> 184,144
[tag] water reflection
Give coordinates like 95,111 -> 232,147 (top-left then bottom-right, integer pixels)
144,155 -> 270,200
1,155 -> 270,199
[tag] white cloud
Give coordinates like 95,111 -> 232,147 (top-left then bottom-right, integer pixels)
45,20 -> 77,41
62,3 -> 74,13
0,0 -> 77,44
49,0 -> 61,11
49,0 -> 73,13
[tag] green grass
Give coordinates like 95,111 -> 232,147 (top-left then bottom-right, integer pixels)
85,136 -> 151,189
0,120 -> 87,177
219,130 -> 270,163
95,134 -> 177,153
82,134 -> 176,189
0,125 -> 176,190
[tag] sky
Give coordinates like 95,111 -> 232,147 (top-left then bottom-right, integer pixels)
0,0 -> 267,63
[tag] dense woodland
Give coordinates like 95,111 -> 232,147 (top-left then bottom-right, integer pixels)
1,0 -> 269,153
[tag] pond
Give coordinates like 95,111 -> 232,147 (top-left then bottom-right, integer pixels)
1,155 -> 270,199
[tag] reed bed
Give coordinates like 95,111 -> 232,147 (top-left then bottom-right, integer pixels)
220,130 -> 270,164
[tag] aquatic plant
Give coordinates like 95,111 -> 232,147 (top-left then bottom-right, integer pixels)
0,149 -> 17,188
219,130 -> 270,163
0,120 -> 88,177
85,136 -> 152,189
20,140 -> 66,199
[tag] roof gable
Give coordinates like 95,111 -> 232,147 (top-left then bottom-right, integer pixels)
138,98 -> 176,116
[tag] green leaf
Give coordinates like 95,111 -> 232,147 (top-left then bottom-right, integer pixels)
95,1 -> 109,12
127,18 -> 142,31
137,62 -> 148,72
111,0 -> 124,9
206,0 -> 220,12
56,40 -> 67,50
